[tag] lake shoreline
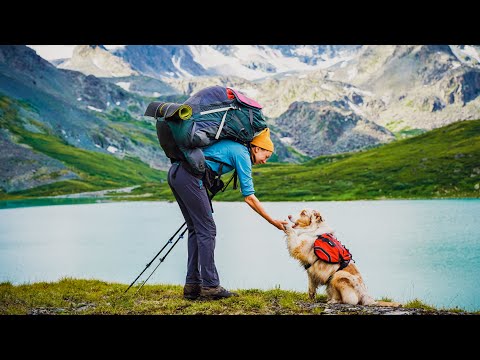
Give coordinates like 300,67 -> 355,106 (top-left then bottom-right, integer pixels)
2,195 -> 480,210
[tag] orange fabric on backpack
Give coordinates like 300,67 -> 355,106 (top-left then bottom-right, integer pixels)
313,233 -> 352,265
226,88 -> 235,99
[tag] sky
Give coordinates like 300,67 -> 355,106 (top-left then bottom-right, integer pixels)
26,45 -> 125,60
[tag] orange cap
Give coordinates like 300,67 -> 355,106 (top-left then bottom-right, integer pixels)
251,128 -> 274,152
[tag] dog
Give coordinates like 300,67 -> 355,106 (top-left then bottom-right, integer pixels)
283,208 -> 400,307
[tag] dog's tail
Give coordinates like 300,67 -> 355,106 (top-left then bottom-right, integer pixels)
374,300 -> 402,307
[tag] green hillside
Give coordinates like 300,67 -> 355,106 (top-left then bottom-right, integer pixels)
2,86 -> 479,203
214,118 -> 480,201
0,95 -> 166,201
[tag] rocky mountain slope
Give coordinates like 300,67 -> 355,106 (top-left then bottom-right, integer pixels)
326,45 -> 480,131
0,125 -> 79,192
0,46 -> 171,192
274,100 -> 395,157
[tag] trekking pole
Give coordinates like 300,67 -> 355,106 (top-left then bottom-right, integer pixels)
133,225 -> 188,295
124,172 -> 236,295
123,221 -> 187,294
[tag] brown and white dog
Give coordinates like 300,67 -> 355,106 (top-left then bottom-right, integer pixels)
284,208 -> 400,307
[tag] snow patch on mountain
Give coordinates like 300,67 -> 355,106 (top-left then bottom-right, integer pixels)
116,82 -> 131,91
462,45 -> 480,63
172,54 -> 194,77
449,45 -> 480,66
104,45 -> 126,51
188,45 -> 354,80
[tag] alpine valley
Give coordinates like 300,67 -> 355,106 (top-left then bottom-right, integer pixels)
1,45 -> 479,202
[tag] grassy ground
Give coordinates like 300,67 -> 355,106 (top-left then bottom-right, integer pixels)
0,278 -> 475,315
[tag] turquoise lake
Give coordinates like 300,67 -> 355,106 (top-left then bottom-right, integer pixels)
0,199 -> 479,311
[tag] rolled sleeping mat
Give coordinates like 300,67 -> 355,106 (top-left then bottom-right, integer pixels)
144,102 -> 193,120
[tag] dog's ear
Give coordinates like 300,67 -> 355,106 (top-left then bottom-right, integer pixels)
313,210 -> 323,223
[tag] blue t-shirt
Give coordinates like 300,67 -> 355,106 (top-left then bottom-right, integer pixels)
202,140 -> 254,197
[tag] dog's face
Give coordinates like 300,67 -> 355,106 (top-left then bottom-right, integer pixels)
287,208 -> 324,230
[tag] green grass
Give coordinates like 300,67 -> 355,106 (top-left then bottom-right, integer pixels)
404,298 -> 437,311
393,127 -> 426,139
2,278 -> 468,315
213,119 -> 480,201
277,145 -> 312,163
96,108 -> 158,144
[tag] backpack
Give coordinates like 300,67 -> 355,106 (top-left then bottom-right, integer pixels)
313,233 -> 353,270
145,86 -> 268,177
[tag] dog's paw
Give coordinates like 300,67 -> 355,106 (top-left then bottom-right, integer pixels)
327,299 -> 341,304
283,223 -> 294,234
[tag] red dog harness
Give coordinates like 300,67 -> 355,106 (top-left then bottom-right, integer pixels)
304,233 -> 353,272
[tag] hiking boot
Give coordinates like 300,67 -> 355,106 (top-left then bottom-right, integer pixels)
199,286 -> 239,300
183,283 -> 202,300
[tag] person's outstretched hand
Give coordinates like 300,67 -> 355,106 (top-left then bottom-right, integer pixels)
272,219 -> 289,231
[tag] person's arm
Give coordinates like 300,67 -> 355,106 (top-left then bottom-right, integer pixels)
244,194 -> 288,230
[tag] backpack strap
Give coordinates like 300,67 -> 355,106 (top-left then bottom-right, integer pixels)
204,156 -> 238,191
232,170 -> 238,190
214,109 -> 231,140
205,156 -> 226,189
304,258 -> 319,270
171,162 -> 181,179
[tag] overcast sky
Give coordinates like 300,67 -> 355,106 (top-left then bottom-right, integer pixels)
26,45 -> 125,60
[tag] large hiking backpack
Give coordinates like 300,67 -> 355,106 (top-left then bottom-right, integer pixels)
144,86 -> 268,176
313,233 -> 353,270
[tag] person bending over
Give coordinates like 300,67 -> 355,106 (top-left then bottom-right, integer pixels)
167,128 -> 288,300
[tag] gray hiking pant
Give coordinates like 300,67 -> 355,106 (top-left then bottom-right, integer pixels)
167,163 -> 219,287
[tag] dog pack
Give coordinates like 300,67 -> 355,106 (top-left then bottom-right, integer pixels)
313,233 -> 353,270
144,85 -> 268,176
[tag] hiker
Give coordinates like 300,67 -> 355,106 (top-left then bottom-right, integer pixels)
167,128 -> 288,300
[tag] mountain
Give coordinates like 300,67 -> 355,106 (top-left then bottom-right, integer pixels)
47,45 -> 480,135
60,45 -> 360,81
449,45 -> 480,67
273,100 -> 395,157
57,45 -> 138,78
326,45 -> 480,131
144,68 -> 395,157
186,45 -> 480,143
0,45 -> 169,192
101,75 -> 179,97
